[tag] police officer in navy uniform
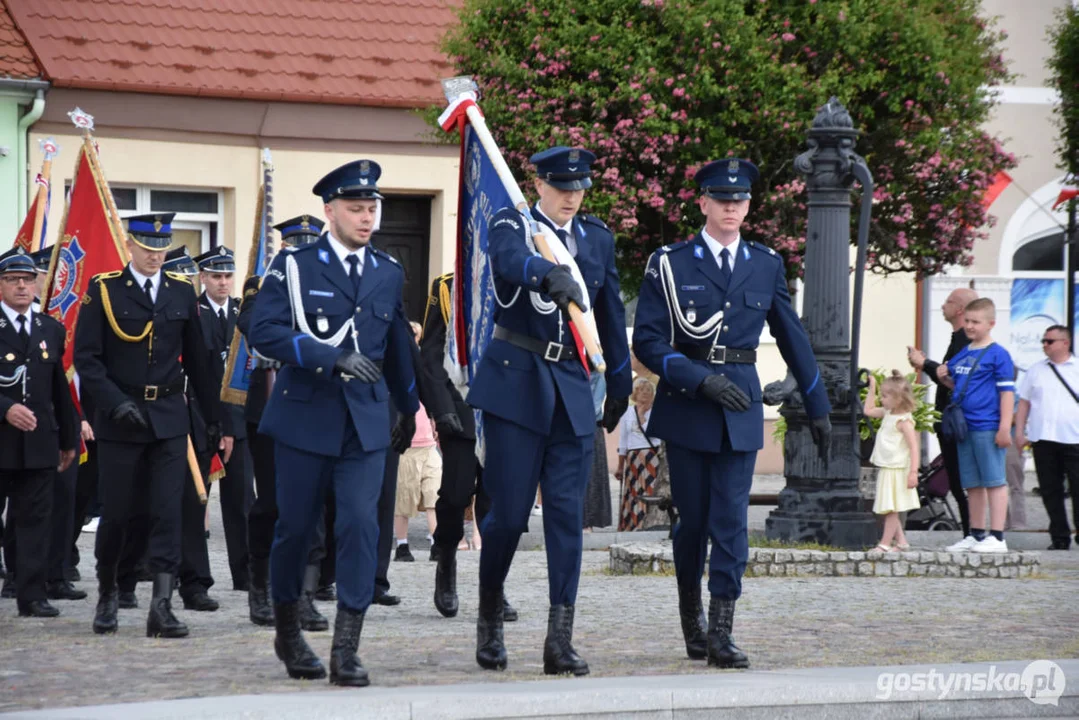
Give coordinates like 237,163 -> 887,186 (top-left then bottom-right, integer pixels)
250,161 -> 419,686
0,247 -> 78,618
632,159 -> 831,668
193,245 -> 253,593
237,214 -> 331,629
467,146 -> 631,675
74,212 -> 221,639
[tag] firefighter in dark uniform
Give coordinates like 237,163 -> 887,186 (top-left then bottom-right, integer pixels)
0,247 -> 78,618
237,214 -> 330,630
74,212 -> 221,638
249,161 -> 419,686
193,245 -> 253,593
632,159 -> 832,668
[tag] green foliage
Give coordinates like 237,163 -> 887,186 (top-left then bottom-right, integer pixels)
771,369 -> 940,443
1048,4 -> 1079,177
436,0 -> 1016,294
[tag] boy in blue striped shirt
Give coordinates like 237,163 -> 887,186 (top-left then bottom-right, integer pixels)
938,298 -> 1015,553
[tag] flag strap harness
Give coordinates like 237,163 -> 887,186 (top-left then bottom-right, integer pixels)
284,253 -> 359,351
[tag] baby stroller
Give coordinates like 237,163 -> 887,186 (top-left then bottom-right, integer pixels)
904,454 -> 961,531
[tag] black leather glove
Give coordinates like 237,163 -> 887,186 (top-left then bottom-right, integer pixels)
602,395 -> 629,433
206,422 -> 223,450
434,412 -> 464,437
391,413 -> 417,454
809,415 -> 833,463
697,374 -> 751,413
541,265 -> 585,312
334,351 -> 382,383
110,400 -> 148,430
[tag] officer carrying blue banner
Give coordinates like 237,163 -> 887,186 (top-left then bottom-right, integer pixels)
632,158 -> 831,669
249,160 -> 419,687
467,146 -> 631,677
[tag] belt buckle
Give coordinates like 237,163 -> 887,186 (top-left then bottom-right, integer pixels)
544,342 -> 564,362
709,346 -> 727,365
144,385 -> 159,401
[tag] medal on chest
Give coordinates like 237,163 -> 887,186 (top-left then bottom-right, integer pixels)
39,340 -> 48,360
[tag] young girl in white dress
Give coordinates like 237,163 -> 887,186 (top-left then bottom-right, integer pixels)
864,370 -> 921,552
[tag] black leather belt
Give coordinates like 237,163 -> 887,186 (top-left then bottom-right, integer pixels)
116,379 -> 186,401
493,325 -> 579,363
675,344 -> 756,365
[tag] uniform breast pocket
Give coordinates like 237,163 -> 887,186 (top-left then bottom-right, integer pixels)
302,292 -> 351,319
677,287 -> 713,316
744,291 -> 773,312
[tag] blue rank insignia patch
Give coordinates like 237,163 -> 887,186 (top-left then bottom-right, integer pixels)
743,245 -> 750,260
693,246 -> 704,259
370,254 -> 379,269
318,249 -> 330,264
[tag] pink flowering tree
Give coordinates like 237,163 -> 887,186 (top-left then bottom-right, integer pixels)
436,0 -> 1016,292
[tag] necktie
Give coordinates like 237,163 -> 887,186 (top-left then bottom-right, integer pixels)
556,228 -> 577,257
346,255 -> 361,296
143,278 -> 154,304
16,314 -> 28,347
719,248 -> 732,283
217,307 -> 228,345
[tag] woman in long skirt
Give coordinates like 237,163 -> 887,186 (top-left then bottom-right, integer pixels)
617,379 -> 662,531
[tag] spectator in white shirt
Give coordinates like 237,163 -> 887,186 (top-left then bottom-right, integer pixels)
616,379 -> 662,531
1016,325 -> 1079,550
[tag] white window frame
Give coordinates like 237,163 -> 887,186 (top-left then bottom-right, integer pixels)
111,184 -> 224,255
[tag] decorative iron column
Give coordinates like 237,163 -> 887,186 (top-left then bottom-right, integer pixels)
764,98 -> 878,549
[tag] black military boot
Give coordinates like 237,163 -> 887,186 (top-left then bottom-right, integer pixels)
299,564 -> 328,632
248,557 -> 274,627
502,596 -> 519,622
475,586 -> 507,670
146,573 -> 189,638
707,597 -> 749,669
273,601 -> 327,680
433,545 -> 458,618
93,569 -> 119,635
329,606 -> 370,687
678,584 -> 707,659
542,604 -> 589,676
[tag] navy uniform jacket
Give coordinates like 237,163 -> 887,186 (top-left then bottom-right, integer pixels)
633,234 -> 829,453
74,266 -> 220,443
249,234 -> 419,456
0,311 -> 78,469
236,274 -> 274,425
466,207 -> 632,438
419,273 -> 475,440
195,292 -> 245,440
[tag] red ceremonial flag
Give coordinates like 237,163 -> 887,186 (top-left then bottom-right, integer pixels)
981,170 -> 1013,209
12,192 -> 43,252
1052,186 -> 1079,211
43,137 -> 129,414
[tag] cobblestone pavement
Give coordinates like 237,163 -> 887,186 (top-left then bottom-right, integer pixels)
1,481 -> 1076,713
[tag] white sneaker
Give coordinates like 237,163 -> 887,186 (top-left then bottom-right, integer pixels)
945,535 -> 978,552
82,517 -> 99,534
972,536 -> 1008,553
531,505 -> 543,517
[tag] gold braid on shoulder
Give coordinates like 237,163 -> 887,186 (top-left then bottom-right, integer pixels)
438,276 -> 452,327
98,280 -> 154,353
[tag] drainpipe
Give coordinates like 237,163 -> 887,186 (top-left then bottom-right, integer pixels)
15,87 -> 47,218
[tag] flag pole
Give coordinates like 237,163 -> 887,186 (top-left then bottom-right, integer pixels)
29,139 -> 57,252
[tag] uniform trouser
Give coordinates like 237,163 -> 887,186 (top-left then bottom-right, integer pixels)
179,452 -> 214,597
374,402 -> 399,597
1032,441 -> 1079,545
667,432 -> 756,600
0,468 -> 53,604
48,463 -> 77,582
95,437 -> 187,581
937,431 -> 971,536
478,396 -> 592,606
70,440 -> 100,571
315,491 -> 336,587
270,422 -> 385,611
247,425 -> 325,567
117,514 -> 151,592
433,434 -> 490,550
218,436 -> 254,588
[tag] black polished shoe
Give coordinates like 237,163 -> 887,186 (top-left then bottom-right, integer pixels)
182,591 -> 220,612
46,580 -> 88,601
502,597 -> 519,622
300,564 -> 329,632
330,606 -> 370,687
372,593 -> 400,606
146,573 -> 189,638
434,548 -> 458,618
93,586 -> 119,634
678,584 -> 708,660
394,543 -> 415,562
476,586 -> 507,670
274,601 -> 327,680
542,604 -> 589,676
248,557 -> 274,627
314,585 -> 336,602
707,597 -> 749,669
18,599 -> 61,618
118,590 -> 138,609
1048,540 -> 1071,550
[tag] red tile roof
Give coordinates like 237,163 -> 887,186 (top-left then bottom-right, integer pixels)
8,0 -> 458,108
0,1 -> 44,80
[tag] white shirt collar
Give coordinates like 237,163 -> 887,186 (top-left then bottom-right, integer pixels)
1,301 -> 31,328
128,264 -> 161,294
700,229 -> 740,265
535,204 -> 574,236
326,232 -> 366,273
205,294 -> 228,316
